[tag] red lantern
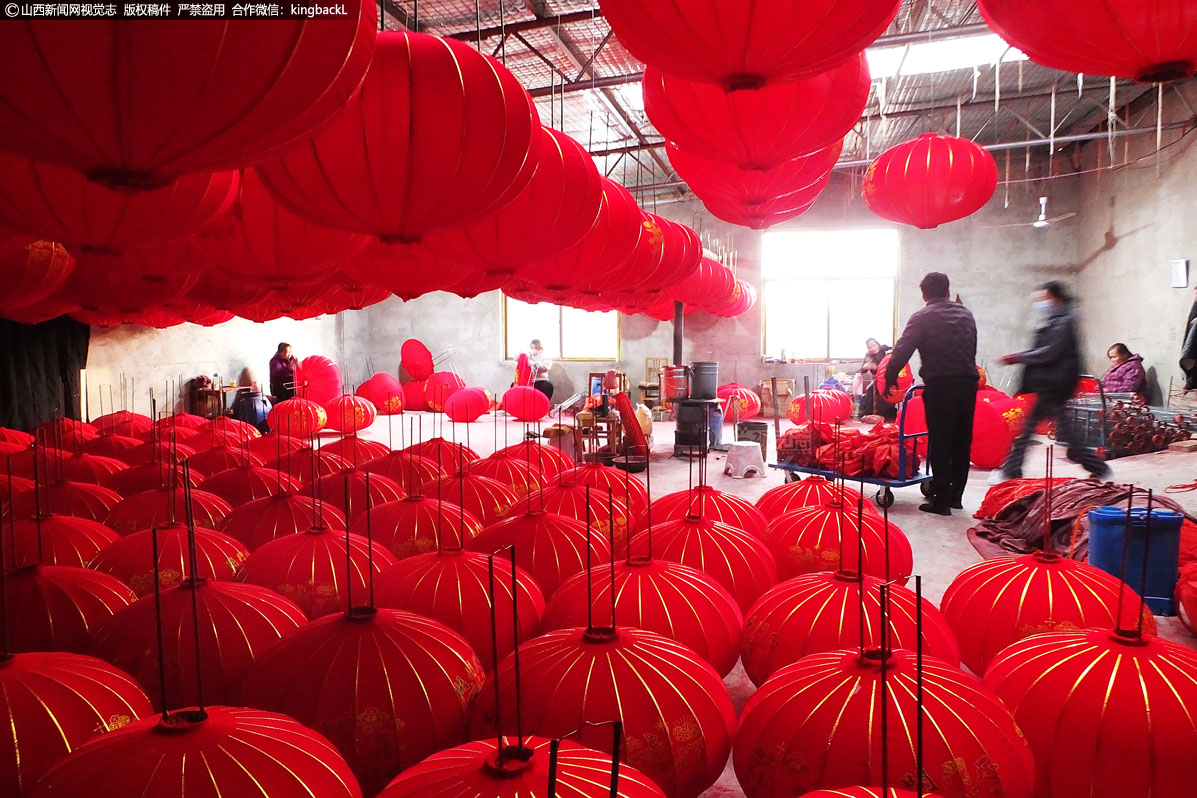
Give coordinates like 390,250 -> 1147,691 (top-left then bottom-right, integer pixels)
734,648 -> 1034,798
444,387 -> 491,423
200,463 -> 301,507
532,482 -> 632,550
740,571 -> 960,687
92,410 -> 153,438
971,395 -> 1015,469
874,354 -> 914,403
236,526 -> 397,619
323,395 -> 377,433
978,0 -> 1197,82
630,515 -> 777,612
672,257 -> 736,308
376,735 -> 665,798
469,509 -> 609,597
91,578 -> 306,709
268,447 -> 352,486
9,514 -> 119,569
472,626 -> 736,798
363,451 -> 447,493
246,433 -> 306,461
110,439 -> 198,470
53,453 -> 126,489
302,469 -> 406,519
375,549 -> 544,672
320,436 -> 390,467
184,445 -> 263,479
0,240 -> 74,314
241,607 -> 486,796
401,339 -> 435,380
103,486 -> 231,536
429,472 -> 519,527
204,418 -> 262,444
357,373 -> 405,415
258,31 -> 539,243
863,133 -> 998,229
0,652 -> 150,796
265,397 -> 327,438
561,463 -> 650,518
294,355 -> 342,406
354,496 -> 482,559
644,56 -> 868,168
429,126 -> 602,275
219,493 -> 346,552
755,476 -> 867,520
495,441 -> 575,480
28,705 -> 363,798
83,433 -> 143,459
763,505 -> 913,583
502,385 -> 550,422
406,437 -> 479,469
800,791 -> 941,798
983,628 -> 1197,798
940,552 -> 1157,674
468,455 -> 545,498
403,379 -> 430,411
0,15 -> 377,188
787,389 -> 853,424
60,246 -> 200,315
89,524 -> 248,596
424,371 -> 466,413
12,480 -> 121,524
602,0 -> 897,89
707,278 -> 757,317
6,565 -> 136,653
716,383 -> 763,421
650,484 -> 768,539
544,558 -> 743,677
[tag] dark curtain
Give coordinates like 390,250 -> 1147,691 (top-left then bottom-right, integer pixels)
0,316 -> 90,432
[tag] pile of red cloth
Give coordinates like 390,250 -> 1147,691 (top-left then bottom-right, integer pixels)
974,477 -> 1072,520
812,422 -> 919,479
777,422 -> 835,467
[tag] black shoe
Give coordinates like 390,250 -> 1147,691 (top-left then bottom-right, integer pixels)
919,502 -> 951,516
949,499 -> 964,510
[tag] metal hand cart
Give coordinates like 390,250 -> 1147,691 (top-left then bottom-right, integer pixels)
770,384 -> 933,508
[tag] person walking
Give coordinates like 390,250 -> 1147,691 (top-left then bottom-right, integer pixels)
994,281 -> 1111,482
885,272 -> 979,516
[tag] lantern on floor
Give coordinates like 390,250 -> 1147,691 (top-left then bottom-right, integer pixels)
322,396 -> 377,434
54,453 -> 127,486
363,451 -> 447,493
294,355 -> 342,406
469,509 -> 609,597
428,472 -> 519,527
786,389 -> 852,424
218,492 -> 346,552
92,411 -> 153,438
971,395 -> 1015,469
407,437 -> 479,469
468,455 -> 545,498
763,505 -> 913,582
983,627 -> 1197,798
561,463 -> 649,518
246,433 -> 306,461
941,552 -> 1157,674
236,526 -> 396,619
89,524 -> 248,596
0,240 -> 74,314
375,549 -> 544,672
6,565 -> 135,653
103,486 -> 231,535
185,445 -> 262,479
502,385 -> 550,422
444,387 -> 491,423
258,31 -> 539,242
376,735 -> 665,798
9,514 -> 119,569
91,578 -> 306,710
716,383 -> 763,421
863,133 -> 998,229
424,371 -> 466,412
302,469 -> 406,519
320,436 -> 390,467
354,496 -> 482,559
978,0 -> 1197,82
734,648 -> 1034,798
267,446 -> 351,486
472,626 -> 736,798
83,433 -> 142,460
401,339 -> 435,380
27,706 -> 363,798
0,652 -> 151,796
14,480 -> 121,524
532,481 -> 631,550
740,571 -> 960,686
200,464 -> 300,507
630,515 -> 777,612
403,380 -> 430,412
495,440 -> 575,479
265,398 -> 327,438
602,0 -> 897,89
357,373 -> 404,414
242,607 -> 485,796
755,477 -> 867,520
650,485 -> 768,539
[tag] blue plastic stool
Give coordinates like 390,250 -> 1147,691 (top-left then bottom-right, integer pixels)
1087,506 -> 1183,615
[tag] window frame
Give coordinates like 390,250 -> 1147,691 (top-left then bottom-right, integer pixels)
501,295 -> 621,362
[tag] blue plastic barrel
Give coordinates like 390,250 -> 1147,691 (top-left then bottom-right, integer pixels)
1087,506 -> 1183,615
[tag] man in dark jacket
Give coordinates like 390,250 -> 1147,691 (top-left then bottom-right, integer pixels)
996,281 -> 1111,481
886,272 -> 979,516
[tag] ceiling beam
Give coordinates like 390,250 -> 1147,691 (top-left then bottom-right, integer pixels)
448,9 -> 601,40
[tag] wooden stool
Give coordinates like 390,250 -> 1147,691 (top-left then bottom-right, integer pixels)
724,440 -> 767,479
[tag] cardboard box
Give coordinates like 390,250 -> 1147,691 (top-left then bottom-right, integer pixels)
759,379 -> 795,418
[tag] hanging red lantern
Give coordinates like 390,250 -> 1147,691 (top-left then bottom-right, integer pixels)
354,496 -> 482,560
357,373 -> 405,415
734,648 -> 1034,798
9,514 -> 119,569
320,436 -> 391,467
429,473 -> 519,527
707,278 -> 757,317
650,485 -> 768,539
444,387 -> 491,423
978,0 -> 1197,82
468,456 -> 545,498
428,126 -> 603,276
0,14 -> 377,188
218,492 -> 346,552
786,389 -> 853,424
561,463 -> 650,518
242,607 -> 485,796
376,735 -> 665,798
0,651 -> 151,796
716,383 -> 763,421
502,385 -> 550,422
983,627 -> 1197,798
323,395 -> 377,433
469,509 -> 609,597
0,240 -> 74,315
644,55 -> 868,168
375,549 -> 545,672
544,558 -> 744,677
91,578 -> 306,710
863,133 -> 998,229
302,469 -> 406,519
259,31 -> 539,243
293,355 -> 342,406
88,524 -> 248,597
182,269 -> 272,312
103,486 -> 231,535
92,410 -> 153,438
763,505 -> 913,583
629,515 -> 776,613
236,526 -> 397,619
756,475 -> 865,522
401,339 -> 435,380
317,276 -> 391,315
28,705 -> 363,798
940,552 -> 1157,675
603,0 -> 896,89
495,441 -> 575,480
363,451 -> 447,493
199,464 -> 300,507
6,565 -> 135,653
532,482 -> 632,549
672,257 -> 736,308
472,626 -> 736,798
424,371 -> 466,412
61,245 -> 201,315
267,447 -> 352,486
406,437 -> 480,468
971,395 -> 1015,469
740,571 -> 960,687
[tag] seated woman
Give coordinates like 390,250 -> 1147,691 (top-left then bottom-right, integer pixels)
854,337 -> 895,419
1101,343 -> 1146,396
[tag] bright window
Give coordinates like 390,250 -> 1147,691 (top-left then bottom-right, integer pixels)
503,297 -> 619,361
762,229 -> 900,361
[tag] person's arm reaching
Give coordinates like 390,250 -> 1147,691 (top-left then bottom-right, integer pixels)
1003,316 -> 1069,366
885,316 -> 920,387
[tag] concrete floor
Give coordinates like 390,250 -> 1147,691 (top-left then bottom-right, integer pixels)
352,411 -> 1197,798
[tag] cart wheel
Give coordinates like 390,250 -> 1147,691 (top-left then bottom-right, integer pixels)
875,487 -> 895,508
920,481 -> 933,497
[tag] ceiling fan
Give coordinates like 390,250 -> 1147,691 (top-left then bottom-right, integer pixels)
989,196 -> 1077,229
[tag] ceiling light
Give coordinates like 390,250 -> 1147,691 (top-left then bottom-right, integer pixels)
866,33 -> 1027,80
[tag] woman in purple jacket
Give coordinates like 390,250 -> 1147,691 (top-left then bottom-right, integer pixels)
1101,343 -> 1146,395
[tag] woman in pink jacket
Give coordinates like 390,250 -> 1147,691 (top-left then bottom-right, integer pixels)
1101,343 -> 1146,395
